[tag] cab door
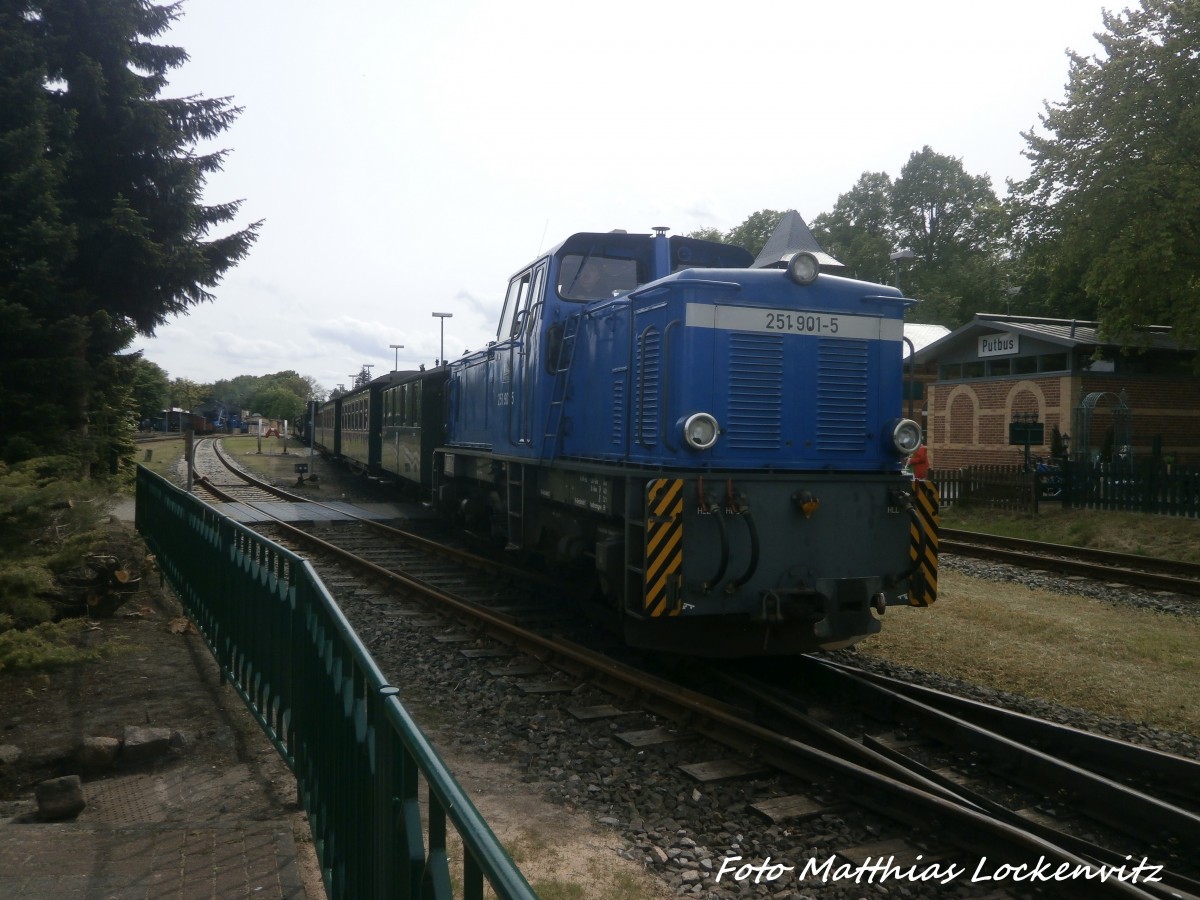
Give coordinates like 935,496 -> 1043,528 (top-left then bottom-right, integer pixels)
489,262 -> 546,452
514,263 -> 546,446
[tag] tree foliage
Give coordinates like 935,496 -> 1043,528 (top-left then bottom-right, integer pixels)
687,211 -> 786,258
251,386 -> 305,424
210,370 -> 318,421
128,357 -> 169,423
810,172 -> 896,284
890,147 -> 1010,325
0,1 -> 259,469
807,149 -> 1009,327
1010,0 -> 1200,348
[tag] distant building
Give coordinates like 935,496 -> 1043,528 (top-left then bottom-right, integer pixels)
910,314 -> 1199,469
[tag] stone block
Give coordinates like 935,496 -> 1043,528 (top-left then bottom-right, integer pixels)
35,775 -> 85,820
78,736 -> 121,771
122,725 -> 172,765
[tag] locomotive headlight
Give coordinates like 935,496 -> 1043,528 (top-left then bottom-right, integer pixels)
682,412 -> 720,450
786,251 -> 821,286
890,418 -> 923,455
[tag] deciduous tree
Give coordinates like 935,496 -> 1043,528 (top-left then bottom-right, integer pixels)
1010,0 -> 1200,348
810,172 -> 896,284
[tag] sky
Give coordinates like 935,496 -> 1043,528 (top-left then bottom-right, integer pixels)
136,0 -> 1112,396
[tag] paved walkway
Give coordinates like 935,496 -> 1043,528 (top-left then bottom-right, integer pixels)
1,820 -> 305,898
0,496 -> 319,899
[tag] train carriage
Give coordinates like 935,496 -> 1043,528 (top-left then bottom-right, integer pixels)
379,369 -> 447,489
338,388 -> 374,473
312,396 -> 341,459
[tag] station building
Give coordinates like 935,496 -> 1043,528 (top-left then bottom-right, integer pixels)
908,314 -> 1199,470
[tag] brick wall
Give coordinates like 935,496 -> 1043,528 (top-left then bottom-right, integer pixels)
926,374 -> 1200,470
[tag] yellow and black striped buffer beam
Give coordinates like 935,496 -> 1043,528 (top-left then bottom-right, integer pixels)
909,479 -> 940,606
644,478 -> 684,617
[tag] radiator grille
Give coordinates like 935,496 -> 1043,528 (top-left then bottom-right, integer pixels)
611,379 -> 624,445
816,339 -> 869,450
727,333 -> 783,449
636,327 -> 661,447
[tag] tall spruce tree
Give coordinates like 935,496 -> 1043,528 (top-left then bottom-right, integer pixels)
0,1 -> 259,467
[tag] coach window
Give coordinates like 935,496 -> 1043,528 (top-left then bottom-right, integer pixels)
497,272 -> 530,341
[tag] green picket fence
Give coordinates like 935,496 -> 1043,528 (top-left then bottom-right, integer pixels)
135,466 -> 535,900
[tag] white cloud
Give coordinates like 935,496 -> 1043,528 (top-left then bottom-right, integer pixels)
138,0 -> 1109,392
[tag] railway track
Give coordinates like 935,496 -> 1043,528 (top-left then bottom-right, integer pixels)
284,527 -> 1198,897
702,656 -> 1200,897
189,437 -> 301,505
941,528 -> 1200,598
189,440 -> 1199,897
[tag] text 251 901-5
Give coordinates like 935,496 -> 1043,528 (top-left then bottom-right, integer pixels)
764,312 -> 840,335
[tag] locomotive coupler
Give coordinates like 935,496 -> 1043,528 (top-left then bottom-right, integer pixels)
752,587 -> 824,623
758,590 -> 785,623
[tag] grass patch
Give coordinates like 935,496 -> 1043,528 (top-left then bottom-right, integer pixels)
941,505 -> 1200,563
135,439 -> 188,478
858,570 -> 1200,735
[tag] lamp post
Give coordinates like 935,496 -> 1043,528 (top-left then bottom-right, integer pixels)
389,343 -> 404,372
889,248 -> 916,291
432,312 -> 452,366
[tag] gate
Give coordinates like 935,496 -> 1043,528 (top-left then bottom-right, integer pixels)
1072,389 -> 1133,467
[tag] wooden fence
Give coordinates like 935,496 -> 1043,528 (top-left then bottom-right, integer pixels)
929,466 -> 1039,514
1065,464 -> 1199,518
928,464 -> 1199,518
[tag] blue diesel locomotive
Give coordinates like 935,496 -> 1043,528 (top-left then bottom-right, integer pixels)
313,227 -> 937,657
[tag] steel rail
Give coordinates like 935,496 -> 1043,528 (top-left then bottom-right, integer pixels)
706,667 -> 1199,900
817,657 -> 1200,804
941,528 -> 1200,596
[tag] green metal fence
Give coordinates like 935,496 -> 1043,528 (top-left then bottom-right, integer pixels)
135,466 -> 535,900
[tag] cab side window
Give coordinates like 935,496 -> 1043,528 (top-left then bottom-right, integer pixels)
497,272 -> 530,341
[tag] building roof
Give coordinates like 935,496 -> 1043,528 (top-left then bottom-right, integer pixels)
903,323 -> 950,358
912,313 -> 1181,364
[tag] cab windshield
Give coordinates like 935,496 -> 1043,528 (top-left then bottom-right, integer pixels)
557,254 -> 641,301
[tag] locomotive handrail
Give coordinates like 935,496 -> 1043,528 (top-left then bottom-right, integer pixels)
519,298 -> 545,446
629,278 -> 743,300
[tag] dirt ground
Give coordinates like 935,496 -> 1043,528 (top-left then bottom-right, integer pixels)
0,444 -> 671,899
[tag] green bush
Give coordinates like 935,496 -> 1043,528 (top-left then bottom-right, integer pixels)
0,619 -> 104,673
0,456 -> 114,671
0,456 -> 105,556
0,563 -> 57,626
